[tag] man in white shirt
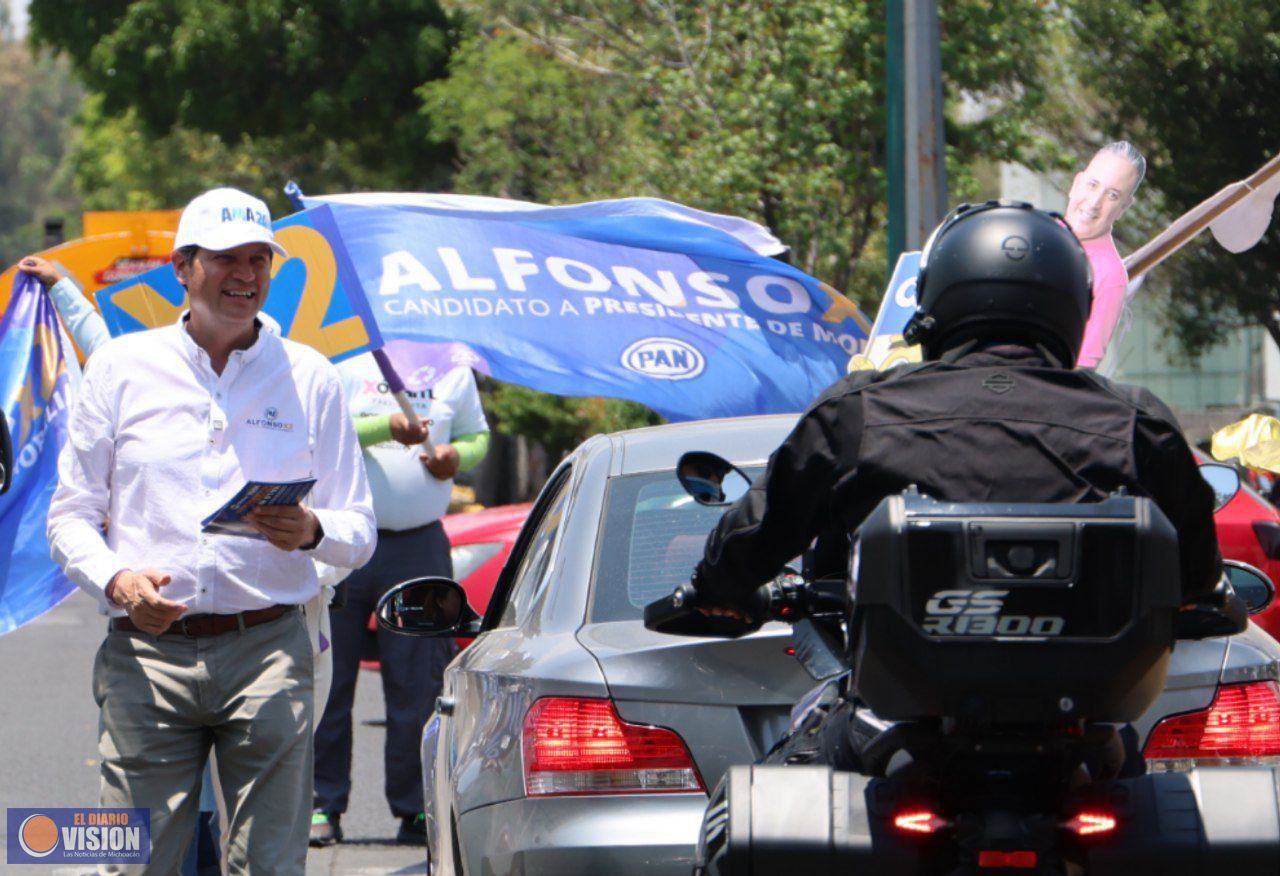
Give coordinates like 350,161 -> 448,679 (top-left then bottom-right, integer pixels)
46,188 -> 376,875
311,352 -> 489,846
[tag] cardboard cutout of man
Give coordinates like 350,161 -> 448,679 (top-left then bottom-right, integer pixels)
1066,141 -> 1146,369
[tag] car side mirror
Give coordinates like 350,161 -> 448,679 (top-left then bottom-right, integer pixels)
376,576 -> 481,637
1199,463 -> 1241,512
1224,560 -> 1276,615
676,451 -> 752,506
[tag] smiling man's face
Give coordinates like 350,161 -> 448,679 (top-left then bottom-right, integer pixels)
1066,151 -> 1139,241
175,243 -> 272,339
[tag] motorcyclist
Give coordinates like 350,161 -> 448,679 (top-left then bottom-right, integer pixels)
692,200 -> 1221,649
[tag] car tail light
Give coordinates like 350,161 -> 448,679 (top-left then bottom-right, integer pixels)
522,697 -> 704,796
978,850 -> 1038,869
893,810 -> 950,834
1062,811 -> 1117,836
1252,521 -> 1280,561
1144,681 -> 1280,768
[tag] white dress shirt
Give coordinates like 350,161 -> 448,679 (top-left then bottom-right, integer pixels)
338,356 -> 489,531
48,320 -> 377,616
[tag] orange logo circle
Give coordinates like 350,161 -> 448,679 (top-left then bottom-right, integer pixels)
19,814 -> 59,857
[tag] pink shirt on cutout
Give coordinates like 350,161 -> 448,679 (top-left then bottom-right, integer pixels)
1077,234 -> 1128,369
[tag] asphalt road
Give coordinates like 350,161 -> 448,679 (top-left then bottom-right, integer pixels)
0,594 -> 426,874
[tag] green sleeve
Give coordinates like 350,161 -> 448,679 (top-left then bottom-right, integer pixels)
452,430 -> 491,472
354,414 -> 393,448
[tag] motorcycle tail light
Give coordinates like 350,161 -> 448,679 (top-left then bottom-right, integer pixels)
522,697 -> 704,796
893,810 -> 950,834
1144,681 -> 1280,769
1062,811 -> 1117,836
978,850 -> 1038,869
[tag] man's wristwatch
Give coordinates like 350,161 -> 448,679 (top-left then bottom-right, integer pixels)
301,519 -> 325,551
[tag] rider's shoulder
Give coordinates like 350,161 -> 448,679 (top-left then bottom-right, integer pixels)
813,361 -> 937,408
1075,370 -> 1179,422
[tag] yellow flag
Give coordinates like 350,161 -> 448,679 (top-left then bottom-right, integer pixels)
1211,414 -> 1280,474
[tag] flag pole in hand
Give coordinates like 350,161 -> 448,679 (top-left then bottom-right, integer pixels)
371,348 -> 434,461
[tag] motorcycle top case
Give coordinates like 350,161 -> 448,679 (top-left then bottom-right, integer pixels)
850,494 -> 1181,724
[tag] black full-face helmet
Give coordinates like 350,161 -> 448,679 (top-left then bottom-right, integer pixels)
903,201 -> 1094,364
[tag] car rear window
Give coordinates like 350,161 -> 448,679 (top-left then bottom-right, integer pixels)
590,468 -> 764,623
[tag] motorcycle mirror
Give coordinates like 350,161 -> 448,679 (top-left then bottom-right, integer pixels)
677,451 -> 752,506
1198,463 -> 1241,512
0,411 -> 11,495
376,576 -> 481,637
1223,560 -> 1276,615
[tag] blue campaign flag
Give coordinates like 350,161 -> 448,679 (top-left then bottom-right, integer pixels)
95,205 -> 382,363
847,251 -> 923,372
313,199 -> 870,421
0,274 -> 79,635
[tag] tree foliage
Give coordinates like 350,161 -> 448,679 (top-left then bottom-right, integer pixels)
28,0 -> 458,191
1065,0 -> 1280,357
482,381 -> 661,462
429,0 -> 1058,303
0,19 -> 82,268
423,33 -> 659,203
67,96 -> 415,216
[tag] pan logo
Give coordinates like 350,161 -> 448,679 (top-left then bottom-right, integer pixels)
621,337 -> 706,380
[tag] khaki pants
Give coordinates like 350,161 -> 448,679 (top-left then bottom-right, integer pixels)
93,608 -> 314,875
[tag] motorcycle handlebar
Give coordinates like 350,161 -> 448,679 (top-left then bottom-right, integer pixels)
643,578 -> 798,638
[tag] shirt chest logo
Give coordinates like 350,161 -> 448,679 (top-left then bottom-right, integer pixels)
244,405 -> 296,432
362,379 -> 433,401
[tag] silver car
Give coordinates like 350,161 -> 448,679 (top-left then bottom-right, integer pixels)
410,415 -> 1280,874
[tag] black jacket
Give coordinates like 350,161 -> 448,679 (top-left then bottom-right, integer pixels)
697,344 -> 1221,606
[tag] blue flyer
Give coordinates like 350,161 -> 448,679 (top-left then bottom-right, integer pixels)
201,478 -> 317,539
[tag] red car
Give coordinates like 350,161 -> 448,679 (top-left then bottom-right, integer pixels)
1198,453 -> 1280,639
362,503 -> 531,668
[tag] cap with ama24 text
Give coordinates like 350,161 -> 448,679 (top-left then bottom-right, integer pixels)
173,188 -> 287,258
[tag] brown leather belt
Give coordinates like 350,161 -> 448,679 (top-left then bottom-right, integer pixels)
110,604 -> 293,637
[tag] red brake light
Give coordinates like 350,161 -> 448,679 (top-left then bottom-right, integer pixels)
1144,681 -> 1280,766
893,810 -> 949,834
1063,812 -> 1117,836
522,697 -> 704,796
978,850 -> 1038,868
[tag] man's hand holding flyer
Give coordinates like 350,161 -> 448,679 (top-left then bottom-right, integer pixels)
201,477 -> 317,538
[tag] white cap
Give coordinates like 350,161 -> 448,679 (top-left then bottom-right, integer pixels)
173,188 -> 287,258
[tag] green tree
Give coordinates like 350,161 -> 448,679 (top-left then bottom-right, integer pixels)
1065,0 -> 1280,357
429,1 -> 1059,303
423,33 -> 659,203
29,0 -> 458,192
66,96 -> 412,216
0,10 -> 83,268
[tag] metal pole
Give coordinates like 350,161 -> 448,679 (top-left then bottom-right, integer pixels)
887,0 -> 948,276
886,1 -> 905,277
